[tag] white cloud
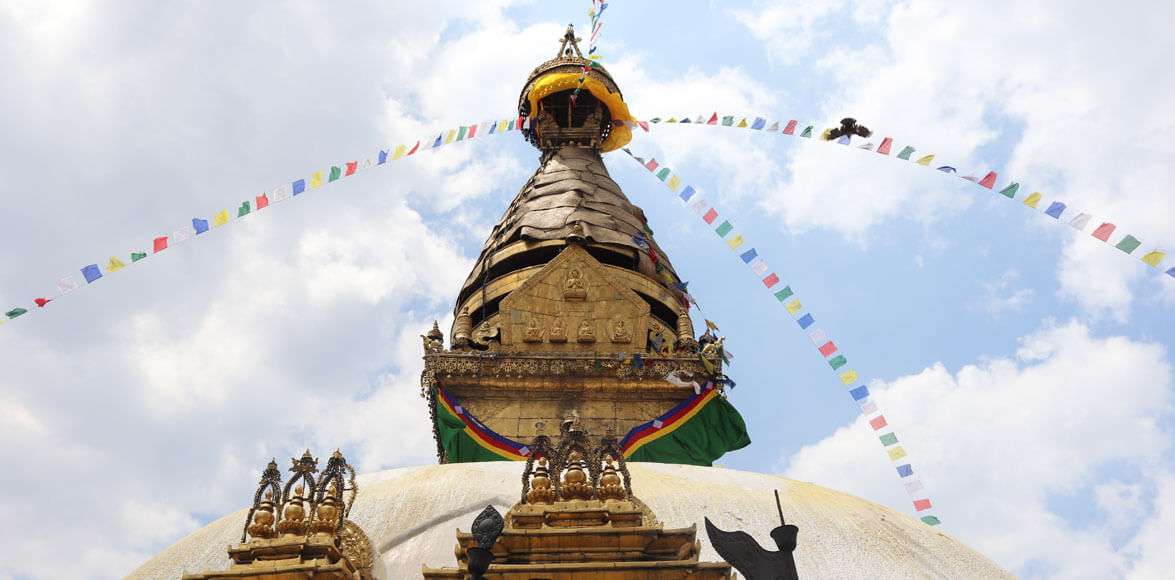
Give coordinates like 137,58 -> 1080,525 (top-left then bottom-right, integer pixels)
981,269 -> 1034,316
782,320 -> 1172,577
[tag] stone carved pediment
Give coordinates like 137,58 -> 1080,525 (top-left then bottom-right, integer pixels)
499,244 -> 649,353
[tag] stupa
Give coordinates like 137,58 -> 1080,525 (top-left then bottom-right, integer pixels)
130,25 -> 1013,579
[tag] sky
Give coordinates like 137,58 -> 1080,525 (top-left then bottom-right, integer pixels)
0,1 -> 1173,578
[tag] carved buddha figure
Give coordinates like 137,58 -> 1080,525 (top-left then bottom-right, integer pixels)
577,318 -> 596,343
523,317 -> 543,342
611,319 -> 632,343
549,318 -> 567,342
563,265 -> 587,300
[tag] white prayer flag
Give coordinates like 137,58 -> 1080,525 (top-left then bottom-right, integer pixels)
271,184 -> 292,203
750,257 -> 769,276
57,276 -> 80,295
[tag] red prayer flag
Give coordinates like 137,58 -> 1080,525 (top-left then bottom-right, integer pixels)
762,273 -> 780,288
345,161 -> 357,176
467,124 -> 478,139
978,171 -> 998,189
913,499 -> 932,511
153,236 -> 168,253
702,208 -> 718,224
255,194 -> 269,209
645,159 -> 659,171
877,137 -> 893,155
638,121 -> 649,132
407,141 -> 420,155
1092,222 -> 1116,241
869,415 -> 888,430
34,298 -> 51,307
783,120 -> 797,135
818,341 -> 838,357
707,112 -> 718,125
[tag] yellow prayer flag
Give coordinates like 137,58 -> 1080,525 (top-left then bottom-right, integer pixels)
107,256 -> 125,272
887,446 -> 907,461
213,209 -> 229,226
785,299 -> 803,315
666,117 -> 677,123
840,370 -> 859,385
737,118 -> 749,128
726,234 -> 744,250
1022,192 -> 1042,208
310,171 -> 324,188
392,145 -> 406,160
666,175 -> 682,192
445,129 -> 456,144
498,120 -> 509,132
1141,250 -> 1167,267
915,154 -> 935,166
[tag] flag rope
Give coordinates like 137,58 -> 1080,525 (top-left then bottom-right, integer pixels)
622,145 -> 943,526
624,115 -> 1173,280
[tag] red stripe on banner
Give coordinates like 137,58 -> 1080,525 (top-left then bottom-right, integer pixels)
762,273 -> 780,288
869,415 -> 888,430
345,162 -> 357,176
877,137 -> 893,155
153,237 -> 168,253
978,171 -> 998,189
818,341 -> 838,357
703,208 -> 718,224
1092,222 -> 1116,241
255,194 -> 269,209
438,389 -> 529,459
783,120 -> 797,135
913,498 -> 933,511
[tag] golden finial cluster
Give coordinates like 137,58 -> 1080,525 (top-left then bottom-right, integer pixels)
241,449 -> 358,543
519,421 -> 632,504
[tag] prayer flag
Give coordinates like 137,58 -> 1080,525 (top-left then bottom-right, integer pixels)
255,194 -> 269,209
345,161 -> 357,175
897,146 -> 915,160
329,166 -> 341,181
740,249 -> 758,263
679,185 -> 696,201
869,416 -> 888,430
238,202 -> 251,217
707,112 -> 718,125
638,121 -> 650,132
808,329 -> 828,345
645,158 -> 659,171
5,308 -> 27,319
998,182 -> 1019,199
879,433 -> 898,446
360,158 -> 373,170
904,480 -> 923,493
896,464 -> 913,477
1141,250 -> 1166,267
468,124 -> 478,139
726,234 -> 744,250
667,175 -> 682,191
666,117 -> 677,123
81,264 -> 102,283
800,126 -> 813,138
1091,222 -> 1116,241
921,516 -> 941,526
736,118 -> 748,128
702,208 -> 718,224
432,134 -> 443,148
785,299 -> 803,315
1069,213 -> 1091,230
130,252 -> 146,262
34,298 -> 51,307
859,142 -> 875,150
457,126 -> 467,140
392,145 -> 408,161
1115,235 -> 1141,253
827,354 -> 847,369
721,116 -> 734,126
877,137 -> 893,155
840,370 -> 858,385
656,168 -> 671,181
819,341 -> 838,357
213,209 -> 229,226
192,218 -> 209,234
292,179 -> 306,195
1045,201 -> 1066,218
310,171 -> 324,188
767,121 -> 779,131
915,154 -> 935,166
680,117 -> 692,123
978,171 -> 997,189
378,150 -> 389,164
774,286 -> 794,302
783,120 -> 797,135
407,141 -> 420,155
172,225 -> 195,243
751,258 -> 768,276
860,401 -> 878,414
1168,267 -> 1175,278
715,221 -> 733,237
797,313 -> 815,329
913,498 -> 932,511
272,184 -> 291,202
762,273 -> 780,288
445,129 -> 456,144
937,166 -> 956,173
888,447 -> 907,461
107,256 -> 125,272
836,135 -> 851,145
57,276 -> 79,294
690,197 -> 707,214
153,237 -> 168,253
1023,192 -> 1042,208
962,175 -> 978,182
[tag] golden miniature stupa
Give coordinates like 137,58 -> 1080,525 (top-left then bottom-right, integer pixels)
130,26 -> 1012,580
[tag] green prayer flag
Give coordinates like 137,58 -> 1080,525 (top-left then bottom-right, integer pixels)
828,355 -> 847,370
800,126 -> 813,138
715,221 -> 733,237
130,252 -> 147,262
1115,235 -> 1142,254
897,146 -> 915,160
6,308 -> 28,319
879,433 -> 899,446
656,167 -> 671,181
774,286 -> 794,302
457,126 -> 468,140
999,182 -> 1019,198
329,166 -> 341,181
721,116 -> 734,126
238,202 -> 251,217
921,515 -> 942,526
625,395 -> 751,467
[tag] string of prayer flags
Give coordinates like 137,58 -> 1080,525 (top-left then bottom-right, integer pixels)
623,146 -> 942,525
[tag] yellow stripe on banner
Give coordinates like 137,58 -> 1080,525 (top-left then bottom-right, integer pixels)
445,129 -> 456,144
622,390 -> 718,457
888,446 -> 907,460
840,370 -> 859,385
785,299 -> 803,316
1022,192 -> 1042,208
1142,250 -> 1166,267
438,393 -> 524,461
915,154 -> 935,166
392,144 -> 407,160
726,234 -> 744,250
310,171 -> 324,188
213,209 -> 229,226
666,175 -> 682,192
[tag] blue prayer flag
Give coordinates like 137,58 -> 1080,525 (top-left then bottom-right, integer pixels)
836,135 -> 851,145
378,150 -> 388,164
751,117 -> 766,130
432,134 -> 443,148
1044,201 -> 1066,219
849,385 -> 869,400
739,249 -> 758,263
292,179 -> 306,194
936,166 -> 956,173
81,264 -> 102,283
1167,267 -> 1175,278
679,185 -> 696,202
192,218 -> 209,234
896,464 -> 913,477
797,313 -> 815,329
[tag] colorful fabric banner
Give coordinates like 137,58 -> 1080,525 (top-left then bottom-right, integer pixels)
434,387 -> 529,462
620,385 -> 751,466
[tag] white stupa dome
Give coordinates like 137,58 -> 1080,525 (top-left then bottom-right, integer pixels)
129,462 -> 1010,579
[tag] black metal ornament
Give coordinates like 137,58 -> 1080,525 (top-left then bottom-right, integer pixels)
704,490 -> 800,580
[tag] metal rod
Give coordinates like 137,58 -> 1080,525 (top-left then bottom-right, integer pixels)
774,489 -> 785,526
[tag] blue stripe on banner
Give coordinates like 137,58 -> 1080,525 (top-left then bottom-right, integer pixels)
192,218 -> 209,234
897,464 -> 913,477
850,385 -> 869,400
797,313 -> 815,329
739,248 -> 758,263
679,185 -> 695,201
81,264 -> 102,283
1044,201 -> 1066,219
292,179 -> 306,194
